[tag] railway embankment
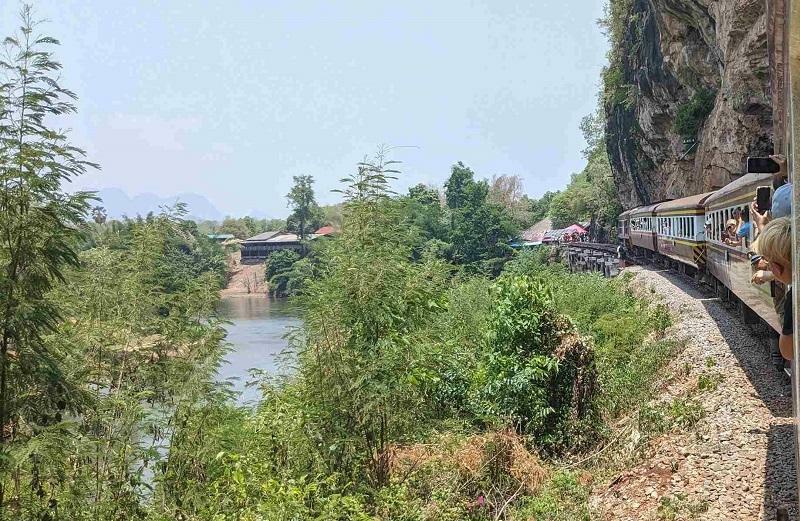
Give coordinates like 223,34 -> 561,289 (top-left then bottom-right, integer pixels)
591,265 -> 797,520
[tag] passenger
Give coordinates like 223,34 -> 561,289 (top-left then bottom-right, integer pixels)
735,206 -> 751,246
722,219 -> 739,246
755,217 -> 793,360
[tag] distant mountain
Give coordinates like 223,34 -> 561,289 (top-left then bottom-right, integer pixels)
96,188 -> 223,221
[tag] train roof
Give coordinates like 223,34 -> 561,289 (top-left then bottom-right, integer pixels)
705,173 -> 773,208
654,191 -> 716,213
629,201 -> 669,217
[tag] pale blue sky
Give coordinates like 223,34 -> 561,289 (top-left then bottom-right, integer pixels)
1,1 -> 608,218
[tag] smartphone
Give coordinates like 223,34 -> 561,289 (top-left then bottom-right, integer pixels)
747,156 -> 781,174
756,185 -> 771,212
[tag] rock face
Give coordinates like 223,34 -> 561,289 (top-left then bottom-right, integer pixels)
606,0 -> 775,208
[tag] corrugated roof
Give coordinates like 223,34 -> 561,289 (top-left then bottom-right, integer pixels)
266,233 -> 304,243
520,218 -> 552,242
315,225 -> 336,236
562,224 -> 587,234
244,231 -> 281,242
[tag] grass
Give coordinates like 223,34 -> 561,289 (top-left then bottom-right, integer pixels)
657,493 -> 709,520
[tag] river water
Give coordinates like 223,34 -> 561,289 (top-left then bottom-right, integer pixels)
216,296 -> 300,404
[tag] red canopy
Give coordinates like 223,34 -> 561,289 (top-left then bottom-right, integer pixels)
561,224 -> 587,234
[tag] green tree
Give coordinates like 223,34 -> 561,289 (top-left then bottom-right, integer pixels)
286,175 -> 323,240
529,191 -> 558,224
444,163 -> 517,274
218,217 -> 252,239
401,184 -> 449,258
444,162 -> 475,210
265,249 -> 301,296
0,8 -> 97,511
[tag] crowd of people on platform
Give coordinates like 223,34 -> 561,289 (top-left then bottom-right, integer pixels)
559,231 -> 589,243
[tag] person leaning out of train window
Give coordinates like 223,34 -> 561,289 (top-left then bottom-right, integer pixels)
722,219 -> 740,246
755,216 -> 793,359
735,206 -> 751,246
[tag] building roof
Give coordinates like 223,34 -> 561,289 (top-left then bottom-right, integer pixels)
267,233 -> 307,243
243,231 -> 281,242
543,229 -> 564,241
562,224 -> 587,234
207,233 -> 235,240
520,218 -> 552,242
314,225 -> 336,236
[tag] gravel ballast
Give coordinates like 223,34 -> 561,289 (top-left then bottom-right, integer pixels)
591,265 -> 797,520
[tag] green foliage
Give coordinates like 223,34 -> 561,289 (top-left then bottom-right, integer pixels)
297,151 -> 453,486
444,162 -> 475,210
477,275 -> 597,451
697,371 -> 723,392
266,249 -> 302,296
0,8 -> 99,514
674,88 -> 716,141
599,0 -> 635,106
217,215 -> 284,239
286,175 -> 325,240
510,471 -> 591,521
657,493 -> 709,520
528,191 -> 558,224
401,184 -> 450,259
445,165 -> 517,275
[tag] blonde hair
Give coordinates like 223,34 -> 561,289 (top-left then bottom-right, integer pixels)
756,216 -> 792,267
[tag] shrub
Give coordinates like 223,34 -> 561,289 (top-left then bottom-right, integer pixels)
477,275 -> 598,452
674,88 -> 716,141
266,249 -> 302,296
509,470 -> 591,521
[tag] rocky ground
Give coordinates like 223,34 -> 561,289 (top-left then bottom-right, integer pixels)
591,265 -> 797,520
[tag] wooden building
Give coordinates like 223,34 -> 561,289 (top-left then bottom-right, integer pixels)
240,226 -> 338,263
240,231 -> 282,262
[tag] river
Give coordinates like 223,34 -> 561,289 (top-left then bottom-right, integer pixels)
217,296 -> 300,404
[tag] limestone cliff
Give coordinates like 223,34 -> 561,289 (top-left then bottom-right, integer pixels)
605,0 -> 781,208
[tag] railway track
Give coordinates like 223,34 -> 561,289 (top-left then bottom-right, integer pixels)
592,263 -> 797,520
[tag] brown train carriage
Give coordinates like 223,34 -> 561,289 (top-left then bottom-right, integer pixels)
703,173 -> 780,332
628,202 -> 662,254
654,192 -> 715,271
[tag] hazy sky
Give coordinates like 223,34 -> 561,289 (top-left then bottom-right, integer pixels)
0,1 -> 609,218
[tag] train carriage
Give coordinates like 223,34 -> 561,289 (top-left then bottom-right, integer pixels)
654,192 -> 715,272
703,173 -> 780,332
628,202 -> 663,255
655,192 -> 714,270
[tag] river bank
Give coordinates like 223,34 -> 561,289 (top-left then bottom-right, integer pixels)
222,251 -> 267,297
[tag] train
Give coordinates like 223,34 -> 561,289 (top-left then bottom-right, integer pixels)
617,172 -> 785,363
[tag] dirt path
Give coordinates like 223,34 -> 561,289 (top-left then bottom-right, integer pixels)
591,265 -> 797,520
221,251 -> 267,297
